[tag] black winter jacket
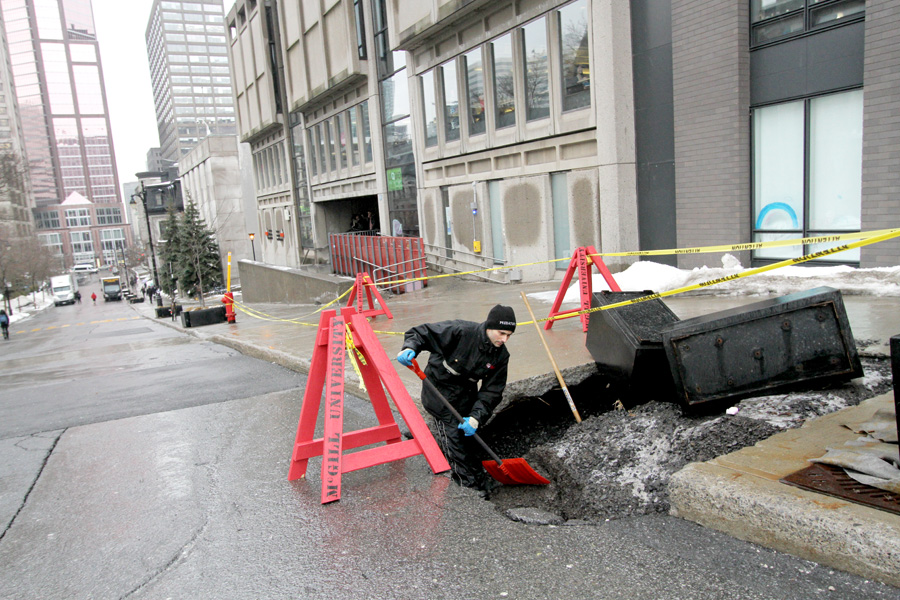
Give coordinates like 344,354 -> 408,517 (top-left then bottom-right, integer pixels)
402,319 -> 509,425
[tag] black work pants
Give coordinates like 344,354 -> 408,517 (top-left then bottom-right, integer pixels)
428,413 -> 491,490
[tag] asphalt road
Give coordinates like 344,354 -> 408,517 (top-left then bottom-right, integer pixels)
0,276 -> 304,439
1,277 -> 898,599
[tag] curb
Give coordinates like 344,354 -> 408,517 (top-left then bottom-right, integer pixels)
668,393 -> 900,588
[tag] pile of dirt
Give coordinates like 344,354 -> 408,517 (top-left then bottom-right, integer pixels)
486,356 -> 895,523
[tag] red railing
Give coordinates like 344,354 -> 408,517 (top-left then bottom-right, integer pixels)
329,233 -> 428,293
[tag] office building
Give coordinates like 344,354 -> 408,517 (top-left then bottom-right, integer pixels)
1,0 -> 131,269
145,0 -> 237,162
0,8 -> 33,241
225,0 -> 900,279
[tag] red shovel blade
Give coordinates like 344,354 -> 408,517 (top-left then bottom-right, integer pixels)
483,458 -> 550,485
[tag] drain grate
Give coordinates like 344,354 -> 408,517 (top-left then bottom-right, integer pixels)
781,462 -> 900,516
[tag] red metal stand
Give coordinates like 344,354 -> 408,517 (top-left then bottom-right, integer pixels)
345,273 -> 393,319
544,246 -> 621,332
288,307 -> 449,503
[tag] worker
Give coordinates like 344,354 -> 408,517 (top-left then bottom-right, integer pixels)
397,304 -> 516,495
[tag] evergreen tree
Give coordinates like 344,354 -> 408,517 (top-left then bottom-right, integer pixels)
176,199 -> 222,307
157,206 -> 182,296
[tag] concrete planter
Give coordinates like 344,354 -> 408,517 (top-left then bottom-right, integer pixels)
181,305 -> 227,328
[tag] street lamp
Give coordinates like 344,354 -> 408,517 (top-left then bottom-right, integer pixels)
130,182 -> 160,290
248,233 -> 256,261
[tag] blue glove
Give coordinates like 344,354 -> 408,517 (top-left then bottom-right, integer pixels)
397,348 -> 416,366
458,416 -> 478,436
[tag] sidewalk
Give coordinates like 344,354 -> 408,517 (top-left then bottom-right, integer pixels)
131,276 -> 900,587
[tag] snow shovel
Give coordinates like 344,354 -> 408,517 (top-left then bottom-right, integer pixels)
407,358 -> 549,486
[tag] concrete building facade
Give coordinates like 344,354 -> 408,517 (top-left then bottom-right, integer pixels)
223,0 -> 898,280
179,134 -> 257,284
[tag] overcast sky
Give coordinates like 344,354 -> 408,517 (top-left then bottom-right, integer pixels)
92,0 -> 162,187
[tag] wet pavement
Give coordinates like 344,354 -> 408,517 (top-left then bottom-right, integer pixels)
2,273 -> 900,597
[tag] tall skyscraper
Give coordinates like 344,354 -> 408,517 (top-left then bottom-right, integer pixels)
145,0 -> 236,162
0,0 -> 128,268
0,8 -> 33,240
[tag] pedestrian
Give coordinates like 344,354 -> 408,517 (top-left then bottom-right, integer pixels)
0,309 -> 8,340
74,290 -> 81,303
91,292 -> 96,304
396,304 -> 517,495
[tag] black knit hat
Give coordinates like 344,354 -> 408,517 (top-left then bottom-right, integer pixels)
485,304 -> 516,332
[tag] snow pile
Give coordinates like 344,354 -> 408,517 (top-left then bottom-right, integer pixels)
5,292 -> 54,326
529,255 -> 900,305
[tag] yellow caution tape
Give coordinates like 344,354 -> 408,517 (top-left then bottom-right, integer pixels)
590,228 -> 900,257
518,228 -> 900,327
371,228 -> 899,288
231,286 -> 353,326
345,324 -> 367,391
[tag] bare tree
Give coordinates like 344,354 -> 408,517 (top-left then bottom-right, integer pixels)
14,236 -> 55,305
0,238 -> 24,314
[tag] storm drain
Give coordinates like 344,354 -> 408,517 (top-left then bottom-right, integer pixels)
781,463 -> 900,516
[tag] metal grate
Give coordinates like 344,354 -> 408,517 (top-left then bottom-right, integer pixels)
781,462 -> 900,516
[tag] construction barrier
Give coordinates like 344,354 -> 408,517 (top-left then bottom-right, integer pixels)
287,307 -> 450,503
544,246 -> 621,332
345,272 -> 393,319
329,233 -> 428,294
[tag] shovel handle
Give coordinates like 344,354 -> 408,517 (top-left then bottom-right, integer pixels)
407,359 -> 504,466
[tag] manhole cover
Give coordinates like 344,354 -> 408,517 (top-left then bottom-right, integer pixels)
781,462 -> 900,516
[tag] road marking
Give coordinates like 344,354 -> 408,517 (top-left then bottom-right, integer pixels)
14,316 -> 142,334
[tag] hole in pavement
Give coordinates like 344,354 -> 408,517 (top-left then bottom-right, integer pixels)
476,373 -> 626,524
475,356 -> 895,525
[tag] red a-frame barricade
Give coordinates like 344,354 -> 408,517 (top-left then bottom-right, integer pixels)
288,307 -> 449,503
544,246 -> 621,332
345,273 -> 393,319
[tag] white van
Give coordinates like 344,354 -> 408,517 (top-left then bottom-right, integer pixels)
73,263 -> 98,274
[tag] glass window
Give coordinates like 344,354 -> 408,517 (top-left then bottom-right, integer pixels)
66,208 -> 92,227
96,207 -> 123,225
809,90 -> 863,231
810,0 -> 865,27
465,48 -> 485,136
36,210 -> 60,229
348,107 -> 359,167
335,114 -> 347,170
354,0 -> 366,59
70,230 -> 93,254
384,116 -> 412,166
325,120 -> 336,173
751,0 -> 803,22
492,33 -> 515,129
751,0 -> 864,45
361,100 -> 373,163
522,17 -> 550,121
42,43 -> 75,113
559,0 -> 590,112
421,70 -> 437,147
307,129 -> 317,176
39,232 -> 63,253
381,69 -> 409,123
35,0 -> 64,40
442,62 -> 460,141
316,122 -> 327,173
753,100 -> 804,246
69,44 -> 96,62
752,90 -> 863,263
